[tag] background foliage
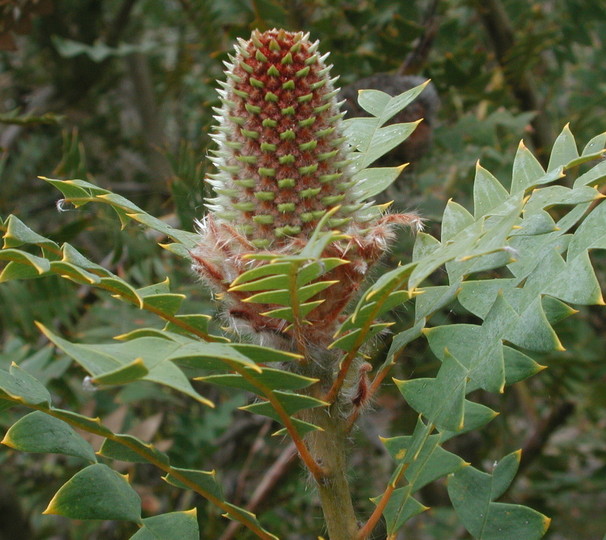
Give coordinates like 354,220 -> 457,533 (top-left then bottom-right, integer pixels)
1,1 -> 605,539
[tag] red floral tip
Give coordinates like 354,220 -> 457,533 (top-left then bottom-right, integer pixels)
206,28 -> 358,249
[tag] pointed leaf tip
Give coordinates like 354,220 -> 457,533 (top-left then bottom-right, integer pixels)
43,463 -> 141,522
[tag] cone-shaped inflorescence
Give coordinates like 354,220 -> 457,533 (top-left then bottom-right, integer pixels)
193,29 -> 420,349
206,28 -> 364,248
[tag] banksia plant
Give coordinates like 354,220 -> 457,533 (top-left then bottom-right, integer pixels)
192,28 -> 421,350
189,32 -> 428,539
1,26 -> 605,539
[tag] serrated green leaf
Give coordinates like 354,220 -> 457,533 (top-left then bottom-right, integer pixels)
415,283 -> 460,321
473,163 -> 510,218
504,297 -> 563,352
0,261 -> 43,281
524,185 -> 600,217
296,258 -> 347,285
357,89 -> 391,117
372,486 -> 427,534
567,200 -> 606,259
0,248 -> 51,275
229,273 -> 290,292
448,458 -> 550,540
124,212 -> 199,249
329,322 -> 393,351
137,279 -> 171,296
50,408 -> 113,437
491,450 -> 521,500
385,318 -> 426,366
61,243 -> 113,277
44,463 -> 141,522
477,503 -> 551,540
2,411 -> 96,462
360,122 -> 420,169
548,124 -> 579,171
541,296 -> 577,325
39,326 -> 215,406
270,417 -> 320,436
362,262 -> 416,303
2,215 -> 60,250
412,231 -> 441,261
511,142 -> 546,193
199,367 -> 317,393
512,211 -> 557,236
91,358 -> 149,385
164,467 -> 223,500
581,132 -> 606,156
97,192 -> 142,214
395,351 -> 467,431
221,503 -> 279,540
116,328 -> 177,341
43,177 -> 107,202
98,434 -> 169,465
360,81 -> 430,126
0,363 -> 51,407
423,321 -> 505,394
502,346 -> 544,385
49,260 -> 101,284
230,343 -> 302,364
341,289 -> 412,334
343,117 -> 380,152
573,158 -> 606,188
141,293 -> 186,316
160,242 -> 192,259
441,201 -> 475,243
543,250 -> 603,305
163,314 -> 212,337
439,400 -> 498,442
130,510 -> 199,540
101,276 -> 143,307
230,262 -> 293,286
409,221 -> 484,289
507,231 -> 569,281
381,81 -> 430,124
383,434 -> 466,492
242,391 -> 326,417
301,214 -> 347,258
566,153 -> 606,170
244,280 -> 337,306
261,300 -> 324,322
353,165 -> 407,200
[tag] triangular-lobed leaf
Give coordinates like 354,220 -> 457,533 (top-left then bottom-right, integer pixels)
547,124 -> 579,171
44,463 -> 142,522
395,351 -> 468,431
372,486 -> 428,535
98,434 -> 169,466
199,367 -> 317,394
448,453 -> 550,540
2,411 -> 97,462
0,362 -> 51,407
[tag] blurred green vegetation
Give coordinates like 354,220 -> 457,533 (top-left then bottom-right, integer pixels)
1,1 -> 605,538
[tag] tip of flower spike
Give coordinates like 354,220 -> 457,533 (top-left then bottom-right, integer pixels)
206,29 -> 396,247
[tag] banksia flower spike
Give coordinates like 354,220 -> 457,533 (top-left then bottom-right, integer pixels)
192,29 -> 421,349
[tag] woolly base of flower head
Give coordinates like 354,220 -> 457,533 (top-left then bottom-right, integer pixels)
191,210 -> 421,350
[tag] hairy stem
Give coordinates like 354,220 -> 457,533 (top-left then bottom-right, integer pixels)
305,405 -> 359,540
